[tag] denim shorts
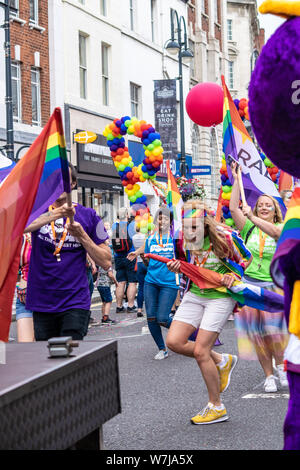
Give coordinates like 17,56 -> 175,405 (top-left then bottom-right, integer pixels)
114,256 -> 138,283
97,286 -> 113,303
15,297 -> 33,321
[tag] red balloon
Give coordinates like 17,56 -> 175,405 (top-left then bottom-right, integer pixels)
185,83 -> 224,127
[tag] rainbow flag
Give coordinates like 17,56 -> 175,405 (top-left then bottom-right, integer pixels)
166,160 -> 183,233
145,253 -> 284,312
0,108 -> 70,341
221,76 -> 286,215
271,188 -> 300,338
0,155 -> 15,184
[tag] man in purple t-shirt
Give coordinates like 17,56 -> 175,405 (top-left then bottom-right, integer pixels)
24,164 -> 111,340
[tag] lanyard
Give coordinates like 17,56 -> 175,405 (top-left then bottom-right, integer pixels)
156,231 -> 170,247
49,205 -> 70,262
194,244 -> 212,268
259,229 -> 268,259
258,229 -> 268,270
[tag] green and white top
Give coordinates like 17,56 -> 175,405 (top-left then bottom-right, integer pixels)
240,219 -> 282,283
189,236 -> 231,299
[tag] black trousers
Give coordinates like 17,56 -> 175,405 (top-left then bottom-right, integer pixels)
33,308 -> 91,341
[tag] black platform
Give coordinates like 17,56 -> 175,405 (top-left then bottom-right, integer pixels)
0,339 -> 121,449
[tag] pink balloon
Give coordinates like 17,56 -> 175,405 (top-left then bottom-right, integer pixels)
185,83 -> 224,127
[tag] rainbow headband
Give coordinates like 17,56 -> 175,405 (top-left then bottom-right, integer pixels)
182,208 -> 207,219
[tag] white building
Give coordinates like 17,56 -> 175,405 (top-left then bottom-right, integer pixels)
48,0 -> 193,221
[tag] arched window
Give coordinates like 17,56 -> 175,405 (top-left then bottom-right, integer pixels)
192,124 -> 200,164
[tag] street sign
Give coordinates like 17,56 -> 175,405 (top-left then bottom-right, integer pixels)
188,165 -> 211,176
73,131 -> 97,144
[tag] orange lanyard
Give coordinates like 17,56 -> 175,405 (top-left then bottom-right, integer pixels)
49,205 -> 70,262
195,244 -> 212,268
259,230 -> 268,259
156,231 -> 170,247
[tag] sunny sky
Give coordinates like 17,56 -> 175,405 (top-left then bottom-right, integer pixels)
257,0 -> 285,41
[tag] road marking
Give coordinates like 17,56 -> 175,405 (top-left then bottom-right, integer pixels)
91,333 -> 150,341
242,393 -> 289,399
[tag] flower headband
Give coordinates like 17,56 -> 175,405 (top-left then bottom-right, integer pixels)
182,208 -> 207,219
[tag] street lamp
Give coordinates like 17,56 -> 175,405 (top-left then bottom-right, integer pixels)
165,9 -> 193,177
0,0 -> 16,161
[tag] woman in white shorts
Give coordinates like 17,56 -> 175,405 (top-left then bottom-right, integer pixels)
166,200 -> 252,425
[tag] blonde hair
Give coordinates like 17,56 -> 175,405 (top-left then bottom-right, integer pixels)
253,195 -> 283,224
182,200 -> 234,260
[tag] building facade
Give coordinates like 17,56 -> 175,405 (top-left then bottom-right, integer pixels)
0,0 -> 50,159
48,0 -> 193,222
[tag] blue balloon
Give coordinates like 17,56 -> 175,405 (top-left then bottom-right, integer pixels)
107,140 -> 113,147
121,116 -> 131,123
143,139 -> 150,146
148,133 -> 156,142
142,165 -> 148,172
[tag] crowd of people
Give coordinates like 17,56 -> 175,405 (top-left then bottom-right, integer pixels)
14,161 -> 292,427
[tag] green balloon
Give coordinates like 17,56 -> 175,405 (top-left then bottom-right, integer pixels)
222,185 -> 231,193
125,120 -> 131,127
136,191 -> 143,198
129,195 -> 137,203
153,139 -> 162,147
118,164 -> 125,172
129,161 -> 134,168
107,133 -> 114,141
225,218 -> 234,227
143,172 -> 150,179
148,144 -> 155,152
264,158 -> 272,167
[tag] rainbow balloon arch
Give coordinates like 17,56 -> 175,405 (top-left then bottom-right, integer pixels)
103,116 -> 165,233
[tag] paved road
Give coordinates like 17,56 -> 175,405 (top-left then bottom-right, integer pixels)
9,302 -> 289,450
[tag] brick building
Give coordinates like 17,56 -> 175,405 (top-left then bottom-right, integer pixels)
0,0 -> 50,159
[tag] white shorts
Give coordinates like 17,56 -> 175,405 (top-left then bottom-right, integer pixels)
173,291 -> 236,333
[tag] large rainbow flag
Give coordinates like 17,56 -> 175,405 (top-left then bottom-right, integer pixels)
166,159 -> 183,233
221,76 -> 286,216
145,253 -> 284,313
270,187 -> 300,338
0,155 -> 15,184
0,107 -> 70,341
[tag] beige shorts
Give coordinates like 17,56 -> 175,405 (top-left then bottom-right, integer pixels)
173,291 -> 236,333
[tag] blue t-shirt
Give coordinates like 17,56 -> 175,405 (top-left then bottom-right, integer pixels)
144,233 -> 179,289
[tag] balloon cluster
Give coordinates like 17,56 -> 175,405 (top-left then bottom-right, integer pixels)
220,152 -> 234,227
234,98 -> 249,121
132,206 -> 155,235
260,152 -> 279,186
103,116 -> 164,207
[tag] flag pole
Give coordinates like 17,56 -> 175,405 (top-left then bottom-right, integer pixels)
66,192 -> 74,223
237,166 -> 247,207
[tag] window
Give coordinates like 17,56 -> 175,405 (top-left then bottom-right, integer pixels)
79,34 -> 87,99
201,0 -> 206,14
227,19 -> 233,41
214,0 -> 219,24
150,0 -> 156,42
130,83 -> 140,118
29,0 -> 39,24
189,40 -> 195,77
210,129 -> 218,197
129,0 -> 135,31
228,61 -> 234,89
31,68 -> 41,126
102,43 -> 109,106
100,0 -> 107,16
9,0 -> 19,16
11,62 -> 22,122
192,124 -> 200,164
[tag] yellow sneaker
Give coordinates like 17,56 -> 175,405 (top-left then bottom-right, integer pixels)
191,403 -> 228,425
217,354 -> 238,393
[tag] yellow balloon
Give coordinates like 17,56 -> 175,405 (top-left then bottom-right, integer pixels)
133,184 -> 140,191
145,150 -> 150,157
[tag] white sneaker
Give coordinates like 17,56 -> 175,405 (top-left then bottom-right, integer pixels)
154,350 -> 168,360
264,375 -> 278,393
141,326 -> 149,335
276,364 -> 289,388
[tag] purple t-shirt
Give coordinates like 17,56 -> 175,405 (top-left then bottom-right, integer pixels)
26,204 -> 108,313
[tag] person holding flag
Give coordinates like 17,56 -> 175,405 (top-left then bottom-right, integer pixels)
0,108 -> 111,342
165,199 -> 252,425
24,162 -> 111,341
229,162 -> 289,392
